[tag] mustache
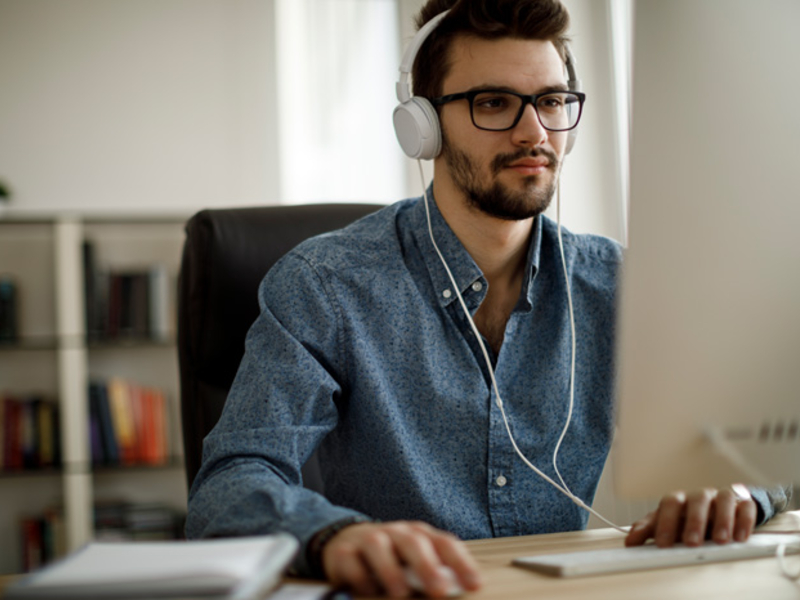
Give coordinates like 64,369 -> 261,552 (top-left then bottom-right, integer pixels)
490,147 -> 559,176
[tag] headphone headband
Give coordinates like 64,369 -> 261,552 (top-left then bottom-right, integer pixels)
396,10 -> 451,104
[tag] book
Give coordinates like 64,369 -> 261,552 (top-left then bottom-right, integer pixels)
4,396 -> 22,470
88,387 -> 105,465
0,395 -> 5,467
0,396 -> 60,472
0,276 -> 18,342
92,382 -> 119,465
152,388 -> 168,463
127,383 -> 145,464
82,241 -> 100,340
106,378 -> 136,465
20,517 -> 43,572
140,387 -> 157,464
20,399 -> 37,469
35,400 -> 57,468
4,534 -> 299,600
148,264 -> 171,341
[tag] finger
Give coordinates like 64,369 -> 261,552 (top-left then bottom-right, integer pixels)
654,491 -> 687,547
682,489 -> 717,546
625,512 -> 656,547
358,528 -> 411,597
389,523 -> 449,596
325,542 -> 381,598
425,528 -> 483,591
733,499 -> 757,542
711,489 -> 738,544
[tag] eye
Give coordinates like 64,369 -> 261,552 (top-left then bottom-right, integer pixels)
473,93 -> 514,111
537,94 -> 567,112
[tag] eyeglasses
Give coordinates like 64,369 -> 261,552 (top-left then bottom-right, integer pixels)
430,89 -> 586,132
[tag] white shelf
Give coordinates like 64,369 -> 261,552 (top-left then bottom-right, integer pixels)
0,215 -> 188,574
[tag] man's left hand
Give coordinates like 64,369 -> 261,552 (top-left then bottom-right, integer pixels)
625,487 -> 757,547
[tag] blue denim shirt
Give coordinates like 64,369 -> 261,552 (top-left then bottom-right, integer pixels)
185,190 -> 787,574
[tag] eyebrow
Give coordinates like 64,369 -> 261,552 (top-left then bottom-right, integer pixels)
465,83 -> 571,95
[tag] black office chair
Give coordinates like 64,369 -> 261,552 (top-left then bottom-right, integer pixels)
177,204 -> 382,493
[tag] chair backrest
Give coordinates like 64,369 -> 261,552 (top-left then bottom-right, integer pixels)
177,204 -> 382,492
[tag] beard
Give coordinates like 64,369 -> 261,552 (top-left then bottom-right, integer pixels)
441,135 -> 560,221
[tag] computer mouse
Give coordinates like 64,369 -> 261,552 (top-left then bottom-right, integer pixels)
404,565 -> 465,598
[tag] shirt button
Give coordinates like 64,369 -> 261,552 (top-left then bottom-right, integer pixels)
442,289 -> 452,299
472,281 -> 483,292
495,475 -> 508,487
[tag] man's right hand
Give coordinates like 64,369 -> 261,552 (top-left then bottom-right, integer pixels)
321,520 -> 483,598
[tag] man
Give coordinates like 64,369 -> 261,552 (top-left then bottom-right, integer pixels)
186,1 -> 790,597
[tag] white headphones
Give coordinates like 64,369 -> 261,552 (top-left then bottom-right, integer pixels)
392,9 -> 582,160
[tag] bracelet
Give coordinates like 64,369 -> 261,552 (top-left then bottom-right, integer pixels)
307,516 -> 372,579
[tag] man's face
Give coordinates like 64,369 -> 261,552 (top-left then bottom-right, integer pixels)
435,36 -> 570,221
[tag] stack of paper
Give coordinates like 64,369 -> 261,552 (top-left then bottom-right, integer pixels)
5,534 -> 299,600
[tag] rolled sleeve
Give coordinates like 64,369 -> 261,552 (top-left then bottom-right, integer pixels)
748,484 -> 793,526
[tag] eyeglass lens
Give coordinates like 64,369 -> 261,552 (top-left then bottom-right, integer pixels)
471,92 -> 581,131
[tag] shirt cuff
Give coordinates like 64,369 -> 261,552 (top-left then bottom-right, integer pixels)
288,512 -> 374,578
304,515 -> 374,579
748,485 -> 792,526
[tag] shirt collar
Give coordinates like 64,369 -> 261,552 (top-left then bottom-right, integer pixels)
410,184 -> 543,311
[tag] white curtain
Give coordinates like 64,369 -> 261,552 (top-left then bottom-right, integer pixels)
275,0 -> 404,204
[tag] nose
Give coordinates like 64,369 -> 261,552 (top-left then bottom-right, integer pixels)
510,103 -> 548,147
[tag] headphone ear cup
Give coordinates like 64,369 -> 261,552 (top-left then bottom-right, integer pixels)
393,97 -> 442,160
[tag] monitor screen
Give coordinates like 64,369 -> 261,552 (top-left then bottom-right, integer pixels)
613,0 -> 800,498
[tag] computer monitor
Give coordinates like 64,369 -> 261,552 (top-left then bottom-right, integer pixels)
613,0 -> 800,498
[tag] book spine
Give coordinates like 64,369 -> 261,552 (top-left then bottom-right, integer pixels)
106,274 -> 122,339
20,399 -> 37,469
148,264 -> 171,342
88,384 -> 105,465
6,397 -> 22,470
0,276 -> 18,342
20,516 -> 43,572
141,387 -> 155,464
152,388 -> 168,464
36,400 -> 56,468
129,383 -> 145,464
107,378 -> 136,466
0,395 -> 6,469
95,382 -> 119,465
131,273 -> 150,339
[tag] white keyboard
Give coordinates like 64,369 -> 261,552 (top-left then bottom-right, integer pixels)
512,533 -> 800,577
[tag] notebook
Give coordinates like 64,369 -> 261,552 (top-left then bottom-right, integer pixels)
4,534 -> 299,599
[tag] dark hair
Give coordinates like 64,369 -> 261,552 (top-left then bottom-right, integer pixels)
412,0 -> 571,100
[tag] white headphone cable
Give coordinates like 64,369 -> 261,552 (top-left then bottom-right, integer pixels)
417,160 -> 626,533
551,179 -> 578,497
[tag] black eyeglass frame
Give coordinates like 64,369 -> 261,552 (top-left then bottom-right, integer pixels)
430,89 -> 587,132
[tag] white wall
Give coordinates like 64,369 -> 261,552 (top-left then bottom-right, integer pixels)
1,0 -> 627,241
0,0 -> 279,216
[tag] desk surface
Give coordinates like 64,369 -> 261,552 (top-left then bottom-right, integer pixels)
450,510 -> 800,600
1,512 -> 797,599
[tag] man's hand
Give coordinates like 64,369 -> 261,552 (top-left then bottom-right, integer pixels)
321,521 -> 483,598
625,487 -> 757,548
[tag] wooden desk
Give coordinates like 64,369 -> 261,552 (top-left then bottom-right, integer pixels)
1,513 -> 797,599
457,511 -> 800,600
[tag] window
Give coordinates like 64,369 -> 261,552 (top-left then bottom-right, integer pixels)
275,0 -> 404,204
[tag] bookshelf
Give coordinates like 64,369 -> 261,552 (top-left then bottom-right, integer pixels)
0,214 -> 189,574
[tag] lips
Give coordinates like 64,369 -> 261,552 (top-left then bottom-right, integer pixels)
506,157 -> 549,175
